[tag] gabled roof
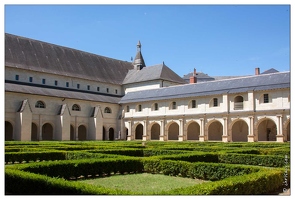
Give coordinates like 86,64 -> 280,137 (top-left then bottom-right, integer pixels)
120,71 -> 290,104
183,72 -> 215,82
261,68 -> 279,74
123,63 -> 186,85
5,33 -> 134,85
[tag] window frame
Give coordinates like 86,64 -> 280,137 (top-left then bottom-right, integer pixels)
35,101 -> 45,108
72,104 -> 81,111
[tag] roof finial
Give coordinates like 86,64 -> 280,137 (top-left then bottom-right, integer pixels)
137,40 -> 141,51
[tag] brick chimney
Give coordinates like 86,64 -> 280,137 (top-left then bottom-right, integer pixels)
190,68 -> 197,83
255,67 -> 260,75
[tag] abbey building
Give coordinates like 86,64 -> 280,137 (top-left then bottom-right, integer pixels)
5,33 -> 290,142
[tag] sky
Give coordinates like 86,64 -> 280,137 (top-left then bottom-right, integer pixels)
4,3 -> 291,77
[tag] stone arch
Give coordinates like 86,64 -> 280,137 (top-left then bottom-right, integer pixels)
207,120 -> 223,141
5,121 -> 13,141
230,119 -> 248,142
150,122 -> 160,140
167,122 -> 179,140
109,127 -> 115,141
78,125 -> 87,141
186,121 -> 200,140
135,123 -> 143,140
256,118 -> 277,141
31,122 -> 38,141
42,123 -> 53,141
70,124 -> 75,141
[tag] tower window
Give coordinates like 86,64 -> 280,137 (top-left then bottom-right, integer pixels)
87,85 -> 90,90
77,84 -> 80,89
55,80 -> 58,86
42,79 -> 46,84
66,82 -> 69,87
115,89 -> 118,94
107,88 -> 109,93
29,77 -> 33,82
97,87 -> 100,91
15,75 -> 19,80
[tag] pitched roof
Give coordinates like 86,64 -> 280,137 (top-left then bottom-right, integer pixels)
5,33 -> 134,85
120,71 -> 290,103
123,63 -> 186,85
183,72 -> 215,82
5,82 -> 121,104
261,68 -> 279,74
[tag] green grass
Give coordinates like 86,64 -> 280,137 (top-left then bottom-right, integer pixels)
80,173 -> 208,194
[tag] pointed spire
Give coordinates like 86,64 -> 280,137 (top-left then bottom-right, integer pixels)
133,40 -> 146,70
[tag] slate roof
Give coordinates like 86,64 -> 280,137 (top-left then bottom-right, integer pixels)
261,68 -> 279,74
6,82 -> 121,104
123,63 -> 186,85
5,33 -> 134,85
183,72 -> 215,83
120,71 -> 290,104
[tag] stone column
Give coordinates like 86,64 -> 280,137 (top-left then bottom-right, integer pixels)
178,119 -> 184,141
222,117 -> 229,142
142,120 -> 148,141
247,116 -> 255,142
199,118 -> 205,141
160,120 -> 166,141
127,121 -> 132,141
276,115 -> 284,142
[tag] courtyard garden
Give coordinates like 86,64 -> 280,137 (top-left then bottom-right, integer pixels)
5,141 -> 290,195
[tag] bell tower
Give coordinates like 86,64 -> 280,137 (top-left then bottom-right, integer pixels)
133,40 -> 146,70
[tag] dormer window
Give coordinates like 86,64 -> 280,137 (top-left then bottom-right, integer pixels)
72,104 -> 80,111
104,107 -> 112,113
35,101 -> 45,108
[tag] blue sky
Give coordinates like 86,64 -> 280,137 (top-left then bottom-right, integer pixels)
4,4 -> 290,77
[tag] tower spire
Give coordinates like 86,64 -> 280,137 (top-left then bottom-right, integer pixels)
133,40 -> 146,70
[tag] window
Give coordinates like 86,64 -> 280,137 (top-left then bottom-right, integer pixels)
115,89 -> 118,94
66,82 -> 69,87
42,79 -> 46,84
104,107 -> 112,113
191,100 -> 196,108
263,94 -> 269,103
77,84 -> 80,89
170,102 -> 177,110
234,96 -> 244,110
15,75 -> 19,80
137,105 -> 142,112
72,104 -> 80,111
154,103 -> 159,111
97,87 -> 100,91
87,85 -> 90,90
126,106 -> 130,112
55,80 -> 58,86
107,88 -> 109,93
29,77 -> 33,82
35,101 -> 45,108
213,98 -> 218,107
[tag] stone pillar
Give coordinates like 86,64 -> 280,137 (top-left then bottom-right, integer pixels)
142,120 -> 148,141
75,116 -> 79,141
248,116 -> 255,142
39,114 -> 42,141
160,120 -> 166,141
222,117 -> 229,142
178,119 -> 184,141
276,115 -> 284,142
199,118 -> 205,142
127,121 -> 132,141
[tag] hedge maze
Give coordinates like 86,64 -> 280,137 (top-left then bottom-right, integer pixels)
5,141 -> 290,195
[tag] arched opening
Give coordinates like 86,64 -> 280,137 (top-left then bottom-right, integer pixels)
286,122 -> 290,142
72,104 -> 80,111
103,126 -> 106,140
70,125 -> 75,141
109,128 -> 115,141
257,118 -> 277,141
187,121 -> 200,140
104,107 -> 112,113
168,122 -> 179,140
135,124 -> 143,140
42,123 -> 53,141
35,101 -> 46,108
231,120 -> 248,142
234,96 -> 244,110
125,128 -> 128,140
5,121 -> 13,141
31,123 -> 38,141
151,123 -> 160,140
78,125 -> 87,141
208,121 -> 223,141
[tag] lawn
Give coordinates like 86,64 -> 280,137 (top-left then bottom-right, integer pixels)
80,173 -> 208,194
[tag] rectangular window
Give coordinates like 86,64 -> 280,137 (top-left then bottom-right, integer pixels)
172,102 -> 176,109
15,75 -> 19,80
29,77 -> 33,82
77,84 -> 80,89
97,87 -> 100,91
213,98 -> 218,107
115,89 -> 118,94
192,100 -> 196,108
87,85 -> 90,90
107,88 -> 109,93
55,80 -> 58,86
138,105 -> 142,112
264,94 -> 269,103
66,82 -> 69,87
42,79 -> 46,84
154,103 -> 159,111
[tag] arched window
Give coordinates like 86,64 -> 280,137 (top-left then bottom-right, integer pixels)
170,101 -> 177,110
104,107 -> 112,113
234,96 -> 244,110
35,101 -> 45,108
126,106 -> 130,112
210,98 -> 218,107
72,104 -> 81,111
189,100 -> 197,109
152,103 -> 159,111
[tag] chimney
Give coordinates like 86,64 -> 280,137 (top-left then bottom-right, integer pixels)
190,68 -> 197,84
255,67 -> 260,75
